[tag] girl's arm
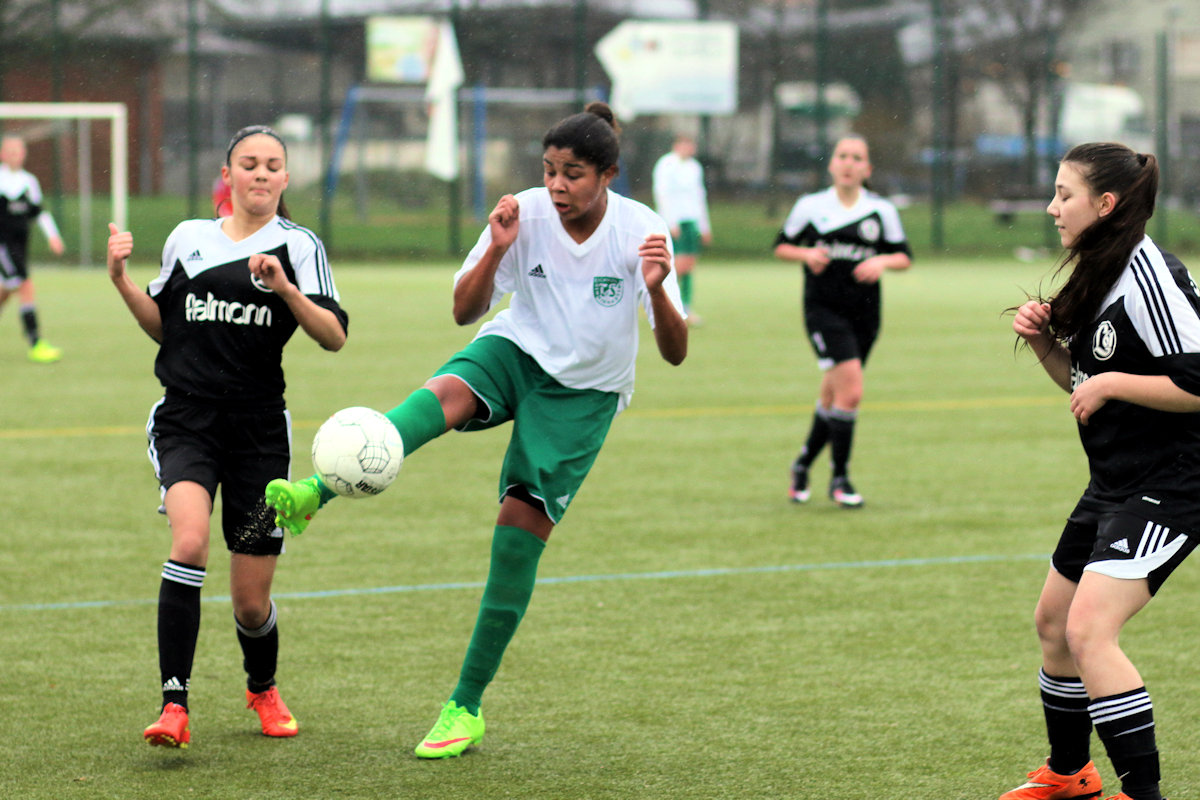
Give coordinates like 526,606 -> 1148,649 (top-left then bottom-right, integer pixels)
107,223 -> 163,342
852,251 -> 911,284
454,195 -> 518,325
641,233 -> 688,365
248,253 -> 346,351
1071,372 -> 1200,425
1014,300 -> 1072,392
774,242 -> 831,274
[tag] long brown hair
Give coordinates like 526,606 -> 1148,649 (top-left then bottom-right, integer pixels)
1044,142 -> 1158,342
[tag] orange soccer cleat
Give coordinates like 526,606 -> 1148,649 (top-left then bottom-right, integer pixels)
144,702 -> 190,748
999,760 -> 1102,800
246,686 -> 299,737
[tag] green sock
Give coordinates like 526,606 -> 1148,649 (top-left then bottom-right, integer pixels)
679,272 -> 693,309
311,475 -> 338,506
384,387 -> 447,457
307,390 -> 446,510
450,525 -> 545,714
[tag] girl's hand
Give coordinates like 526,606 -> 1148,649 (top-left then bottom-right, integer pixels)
803,246 -> 831,274
107,222 -> 133,280
488,195 -> 520,250
852,255 -> 888,284
1013,300 -> 1052,343
248,253 -> 291,293
639,233 -> 672,290
1070,372 -> 1112,426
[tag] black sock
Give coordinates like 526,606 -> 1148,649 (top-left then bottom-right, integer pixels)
795,404 -> 831,469
1091,687 -> 1162,800
1039,669 -> 1093,775
157,560 -> 205,710
236,600 -> 279,694
827,408 -> 857,478
19,305 -> 38,346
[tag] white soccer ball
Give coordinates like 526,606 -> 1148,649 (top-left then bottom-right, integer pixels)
311,406 -> 403,499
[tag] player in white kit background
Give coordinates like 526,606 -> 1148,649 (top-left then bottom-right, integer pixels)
652,133 -> 711,323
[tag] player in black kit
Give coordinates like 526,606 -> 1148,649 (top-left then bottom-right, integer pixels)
1001,143 -> 1200,800
0,134 -> 65,362
106,125 -> 348,749
773,135 -> 910,507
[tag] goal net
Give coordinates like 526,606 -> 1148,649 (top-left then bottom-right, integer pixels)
0,102 -> 128,267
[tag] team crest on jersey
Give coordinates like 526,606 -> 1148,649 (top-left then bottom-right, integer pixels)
592,276 -> 623,307
1092,320 -> 1117,360
858,217 -> 881,243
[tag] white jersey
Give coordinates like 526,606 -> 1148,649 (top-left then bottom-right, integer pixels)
651,151 -> 710,234
455,187 -> 683,411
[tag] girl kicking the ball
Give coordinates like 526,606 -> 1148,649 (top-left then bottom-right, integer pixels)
1001,143 -> 1200,800
266,101 -> 688,758
106,125 -> 348,748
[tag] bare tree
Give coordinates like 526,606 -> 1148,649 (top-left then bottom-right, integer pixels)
949,0 -> 1085,189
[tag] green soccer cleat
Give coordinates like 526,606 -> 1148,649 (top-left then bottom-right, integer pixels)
27,340 -> 62,363
265,477 -> 322,536
414,701 -> 485,759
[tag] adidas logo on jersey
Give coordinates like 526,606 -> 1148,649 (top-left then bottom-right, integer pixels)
528,264 -> 546,279
187,249 -> 203,261
1110,538 -> 1131,554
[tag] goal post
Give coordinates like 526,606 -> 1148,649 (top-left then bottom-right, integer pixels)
0,102 -> 128,265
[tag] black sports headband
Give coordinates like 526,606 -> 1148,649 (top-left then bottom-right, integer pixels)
225,125 -> 287,165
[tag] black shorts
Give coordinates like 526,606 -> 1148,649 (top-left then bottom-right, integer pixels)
804,304 -> 879,370
0,235 -> 29,289
146,397 -> 291,556
1052,491 -> 1198,595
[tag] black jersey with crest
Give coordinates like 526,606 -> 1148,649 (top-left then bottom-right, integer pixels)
0,164 -> 46,242
1068,235 -> 1200,509
774,186 -> 910,318
147,216 -> 347,409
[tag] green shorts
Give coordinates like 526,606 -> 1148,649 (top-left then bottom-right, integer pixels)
432,335 -> 619,523
672,220 -> 702,256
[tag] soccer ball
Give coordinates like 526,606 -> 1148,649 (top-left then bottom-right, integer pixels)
311,406 -> 403,499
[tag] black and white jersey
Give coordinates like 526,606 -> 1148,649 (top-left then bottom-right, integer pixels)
1069,235 -> 1200,506
148,216 -> 347,409
774,186 -> 910,317
0,163 -> 59,244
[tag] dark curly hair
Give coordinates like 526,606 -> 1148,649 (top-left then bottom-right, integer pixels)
541,101 -> 621,174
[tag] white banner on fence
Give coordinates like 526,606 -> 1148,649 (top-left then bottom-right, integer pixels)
595,20 -> 738,120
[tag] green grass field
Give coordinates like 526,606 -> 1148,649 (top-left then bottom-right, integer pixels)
3,257 -> 1200,799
